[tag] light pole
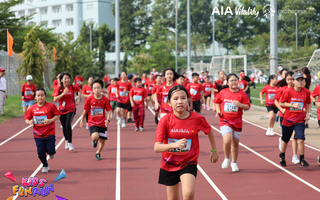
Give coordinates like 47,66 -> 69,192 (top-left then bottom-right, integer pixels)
175,0 -> 178,72
115,0 -> 120,77
187,0 -> 191,71
90,22 -> 92,52
212,0 -> 215,57
295,13 -> 298,50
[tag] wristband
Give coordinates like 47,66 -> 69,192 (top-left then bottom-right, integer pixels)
217,110 -> 221,113
211,149 -> 217,153
80,120 -> 83,122
290,103 -> 292,107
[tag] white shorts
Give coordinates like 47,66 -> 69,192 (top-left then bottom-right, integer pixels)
220,125 -> 241,140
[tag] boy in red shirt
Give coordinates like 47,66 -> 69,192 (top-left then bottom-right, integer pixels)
183,72 -> 190,87
74,73 -> 84,89
152,75 -> 162,124
21,75 -> 37,113
103,74 -> 111,88
145,74 -> 156,109
129,78 -> 148,131
53,72 -> 60,88
279,72 -> 311,168
107,78 -> 119,118
203,76 -> 214,110
25,88 -> 60,173
186,73 -> 204,114
212,71 -> 225,97
238,72 -> 249,92
80,79 -> 112,160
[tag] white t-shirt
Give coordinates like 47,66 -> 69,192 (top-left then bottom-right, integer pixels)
0,76 -> 6,91
186,70 -> 194,81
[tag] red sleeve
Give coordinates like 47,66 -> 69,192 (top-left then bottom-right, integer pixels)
52,86 -> 60,97
73,85 -> 80,93
84,97 -> 90,111
129,89 -> 133,97
82,86 -> 87,94
144,89 -> 148,98
261,86 -> 267,94
213,92 -> 222,104
51,103 -> 60,116
24,107 -> 33,120
279,90 -> 289,103
81,77 -> 84,82
306,90 -> 311,104
105,98 -> 112,112
21,84 -> 25,92
155,115 -> 168,142
198,115 -> 212,135
311,85 -> 320,97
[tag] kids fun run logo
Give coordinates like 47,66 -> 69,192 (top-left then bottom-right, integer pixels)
12,177 -> 54,197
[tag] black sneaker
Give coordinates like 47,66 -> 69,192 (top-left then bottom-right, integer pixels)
155,118 -> 159,124
95,153 -> 102,160
92,140 -> 98,148
300,159 -> 309,168
279,153 -> 286,166
305,124 -> 309,128
127,118 -> 134,123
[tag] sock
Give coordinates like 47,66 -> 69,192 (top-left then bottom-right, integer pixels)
300,155 -> 304,161
232,161 -> 237,163
280,152 -> 285,159
226,157 -> 230,159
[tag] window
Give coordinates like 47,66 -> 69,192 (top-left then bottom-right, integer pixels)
42,21 -> 48,28
52,6 -> 62,14
18,11 -> 25,18
87,4 -> 93,11
41,8 -> 48,15
28,0 -> 35,3
66,4 -> 73,12
28,9 -> 36,16
52,20 -> 62,28
28,22 -> 36,26
66,19 -> 74,26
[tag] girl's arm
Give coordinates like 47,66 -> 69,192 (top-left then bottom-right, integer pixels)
80,110 -> 88,128
274,99 -> 285,114
154,93 -> 159,110
25,119 -> 34,125
207,129 -> 219,163
44,115 -> 60,125
233,101 -> 250,110
243,85 -> 249,92
154,139 -> 187,153
53,88 -> 68,102
259,92 -> 264,105
279,102 -> 300,109
215,103 -> 221,116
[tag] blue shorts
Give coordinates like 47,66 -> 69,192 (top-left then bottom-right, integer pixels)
220,125 -> 241,140
281,123 -> 305,143
22,100 -> 34,107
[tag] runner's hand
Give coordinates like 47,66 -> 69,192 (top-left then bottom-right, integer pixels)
189,106 -> 193,111
155,102 -> 159,110
21,96 -> 24,100
215,111 -> 222,117
76,100 -> 80,106
145,104 -> 148,108
131,102 -> 134,107
105,120 -> 110,127
80,121 -> 84,128
260,100 -> 264,105
210,152 -> 219,163
316,102 -> 320,108
281,108 -> 286,115
28,120 -> 34,125
43,119 -> 52,125
212,106 -> 216,113
305,115 -> 310,121
63,87 -> 69,95
232,100 -> 240,107
292,103 -> 300,109
172,138 -> 188,149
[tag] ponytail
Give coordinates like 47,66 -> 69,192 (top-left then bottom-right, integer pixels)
267,75 -> 276,85
276,71 -> 294,87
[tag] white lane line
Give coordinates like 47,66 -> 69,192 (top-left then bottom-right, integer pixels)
147,107 -> 228,200
0,125 -> 32,147
210,124 -> 320,193
13,116 -> 82,200
116,124 -> 121,200
242,118 -> 320,152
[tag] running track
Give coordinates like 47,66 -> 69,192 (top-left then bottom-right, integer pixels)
0,101 -> 320,199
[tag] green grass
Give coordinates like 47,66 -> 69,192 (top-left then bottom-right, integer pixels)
0,90 -> 54,124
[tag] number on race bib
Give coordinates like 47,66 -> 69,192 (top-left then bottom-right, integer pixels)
91,109 -> 103,117
190,88 -> 198,96
133,95 -> 142,101
33,115 -> 47,125
224,102 -> 238,112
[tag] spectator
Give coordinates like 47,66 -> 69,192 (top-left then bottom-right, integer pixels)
0,68 -> 7,116
301,67 -> 311,90
277,66 -> 283,81
292,66 -> 298,73
186,67 -> 194,81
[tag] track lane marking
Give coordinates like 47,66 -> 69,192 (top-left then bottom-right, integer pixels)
116,123 -> 121,200
0,125 -> 32,147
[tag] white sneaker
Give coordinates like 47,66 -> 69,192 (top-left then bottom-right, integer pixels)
86,123 -> 89,130
68,143 -> 74,151
121,122 -> 126,128
65,140 -> 69,150
151,106 -> 154,110
269,128 -> 275,136
42,166 -> 50,173
292,155 -> 300,164
278,137 -> 282,151
49,154 -> 54,159
139,127 -> 144,132
111,113 -> 114,118
221,158 -> 230,169
231,162 -> 239,172
117,118 -> 122,126
266,129 -> 270,136
134,127 -> 139,131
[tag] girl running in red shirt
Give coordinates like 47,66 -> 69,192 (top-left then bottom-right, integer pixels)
141,73 -> 149,87
21,75 -> 37,113
152,75 -> 163,124
82,76 -> 94,129
154,85 -> 219,199
260,75 -> 278,136
203,76 -> 214,111
80,79 -> 112,160
53,72 -> 81,151
25,88 -> 60,173
213,73 -> 251,172
145,74 -> 156,109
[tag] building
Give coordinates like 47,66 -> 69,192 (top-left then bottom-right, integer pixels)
3,0 -> 115,40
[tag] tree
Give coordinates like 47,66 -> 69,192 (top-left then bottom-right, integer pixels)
97,23 -> 115,51
54,32 -> 73,77
17,29 -> 44,88
78,21 -> 99,50
71,43 -> 97,79
98,36 -> 106,78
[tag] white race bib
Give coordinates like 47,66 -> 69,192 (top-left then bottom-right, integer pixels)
224,102 -> 238,112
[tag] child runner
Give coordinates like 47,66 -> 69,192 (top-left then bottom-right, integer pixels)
203,76 -> 214,111
145,74 -> 156,109
176,74 -> 185,86
311,82 -> 320,164
238,72 -> 249,92
141,73 -> 149,87
53,72 -> 60,88
25,88 -> 60,173
183,72 -> 190,87
103,74 -> 111,89
260,75 -> 278,136
154,68 -> 180,119
126,74 -> 134,123
116,72 -> 133,127
53,72 -> 81,151
213,73 -> 251,172
129,78 -> 148,131
279,72 -> 311,168
80,79 -> 112,160
212,71 -> 225,112
154,85 -> 219,200
186,73 -> 204,114
21,75 -> 37,113
107,78 -> 119,118
74,73 -> 84,89
82,76 -> 94,129
152,75 -> 163,124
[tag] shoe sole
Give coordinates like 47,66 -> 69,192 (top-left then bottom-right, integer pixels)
318,155 -> 320,165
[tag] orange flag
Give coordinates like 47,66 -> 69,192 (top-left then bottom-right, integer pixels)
7,29 -> 14,56
53,46 -> 57,61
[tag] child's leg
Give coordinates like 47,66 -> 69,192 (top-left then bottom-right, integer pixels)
133,106 -> 139,128
207,97 -> 211,108
222,131 -> 233,158
46,136 -> 56,157
35,138 -> 49,167
139,106 -> 145,128
297,139 -> 305,156
91,132 -> 99,142
291,131 -> 298,156
268,110 -> 275,128
97,139 -> 105,154
116,107 -> 122,119
181,173 -> 196,200
231,137 -> 240,162
166,184 -> 180,200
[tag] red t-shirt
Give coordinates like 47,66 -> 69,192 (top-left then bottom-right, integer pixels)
203,83 -> 214,96
141,77 -> 149,85
82,85 -> 93,98
155,112 -> 212,171
84,95 -> 112,128
52,85 -> 80,115
261,85 -> 278,106
280,87 -> 311,126
274,85 -> 288,117
24,102 -> 60,138
53,79 -> 59,88
157,83 -> 178,113
238,80 -> 248,90
129,87 -> 148,106
311,84 -> 320,118
103,76 -> 111,85
107,84 -> 117,101
145,79 -> 156,94
184,77 -> 190,87
152,84 -> 162,102
74,76 -> 84,87
21,83 -> 37,101
212,79 -> 224,97
116,81 -> 132,104
213,89 -> 251,132
186,82 -> 203,101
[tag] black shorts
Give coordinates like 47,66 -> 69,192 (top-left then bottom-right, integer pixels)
117,102 -> 129,110
192,101 -> 201,112
158,164 -> 197,186
89,126 -> 108,140
266,106 -> 278,114
148,94 -> 152,96
204,95 -> 211,99
281,123 -> 305,143
127,102 -> 132,111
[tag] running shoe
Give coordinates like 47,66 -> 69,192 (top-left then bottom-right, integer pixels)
266,129 -> 270,136
86,123 -> 89,130
231,162 -> 239,172
121,122 -> 126,128
305,124 -> 309,128
317,155 -> 320,165
269,129 -> 275,136
117,118 -> 122,126
203,105 -> 206,109
92,140 -> 98,148
221,158 -> 230,169
292,155 -> 300,164
49,155 -> 54,159
278,137 -> 282,151
275,116 -> 279,122
300,159 -> 309,168
279,153 -> 286,166
127,118 -> 134,123
134,127 -> 139,131
68,143 -> 74,151
95,153 -> 102,160
155,118 -> 159,124
42,166 -> 50,173
139,127 -> 144,132
111,113 -> 114,118
65,140 -> 69,150
207,107 -> 210,111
